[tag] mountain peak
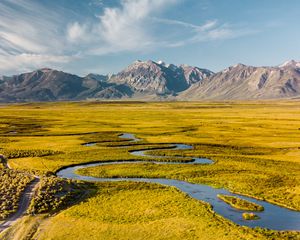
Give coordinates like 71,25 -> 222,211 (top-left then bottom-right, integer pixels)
221,63 -> 247,73
109,59 -> 213,95
180,64 -> 190,68
131,59 -> 157,66
156,60 -> 179,71
279,60 -> 300,68
85,73 -> 108,82
38,68 -> 54,72
232,63 -> 247,68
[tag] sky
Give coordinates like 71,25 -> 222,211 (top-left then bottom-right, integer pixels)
0,0 -> 299,76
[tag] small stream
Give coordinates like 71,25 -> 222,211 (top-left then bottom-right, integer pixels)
57,133 -> 300,231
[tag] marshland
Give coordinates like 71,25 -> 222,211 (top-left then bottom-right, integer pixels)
0,101 -> 300,240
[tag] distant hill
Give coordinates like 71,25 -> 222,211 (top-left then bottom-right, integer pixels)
0,60 -> 300,102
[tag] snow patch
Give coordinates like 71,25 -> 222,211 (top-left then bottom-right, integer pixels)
279,60 -> 300,68
157,60 -> 165,65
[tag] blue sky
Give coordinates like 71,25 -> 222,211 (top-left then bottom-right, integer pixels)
0,0 -> 299,76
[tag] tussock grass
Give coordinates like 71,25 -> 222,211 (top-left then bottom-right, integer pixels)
243,212 -> 260,220
0,170 -> 34,219
217,194 -> 264,211
28,177 -> 91,214
0,215 -> 45,240
36,182 -> 272,240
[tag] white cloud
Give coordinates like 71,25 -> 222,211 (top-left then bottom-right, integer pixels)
152,18 -> 259,48
190,24 -> 259,43
64,0 -> 180,55
152,18 -> 217,32
0,0 -> 76,74
0,54 -> 77,75
0,31 -> 47,53
69,0 -> 257,55
89,0 -> 104,7
67,22 -> 90,43
152,18 -> 259,47
0,0 -> 65,54
199,20 -> 218,31
0,0 -> 181,75
0,0 -> 259,75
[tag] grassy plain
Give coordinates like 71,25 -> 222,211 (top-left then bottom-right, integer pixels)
0,101 -> 300,239
34,182 -> 277,240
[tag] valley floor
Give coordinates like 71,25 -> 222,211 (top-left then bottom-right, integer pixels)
0,101 -> 300,239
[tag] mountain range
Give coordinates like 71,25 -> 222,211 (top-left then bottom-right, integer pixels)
0,60 -> 300,102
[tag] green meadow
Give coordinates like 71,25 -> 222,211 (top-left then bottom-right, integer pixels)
0,101 -> 300,239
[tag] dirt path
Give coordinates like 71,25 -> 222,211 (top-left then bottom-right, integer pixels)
0,156 -> 40,232
0,177 -> 39,232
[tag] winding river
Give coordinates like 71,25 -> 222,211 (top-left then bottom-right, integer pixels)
57,133 -> 300,231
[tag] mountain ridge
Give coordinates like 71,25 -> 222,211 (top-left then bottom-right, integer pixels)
108,60 -> 213,96
0,60 -> 299,102
180,60 -> 300,100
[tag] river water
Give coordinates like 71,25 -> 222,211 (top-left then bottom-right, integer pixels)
57,133 -> 300,231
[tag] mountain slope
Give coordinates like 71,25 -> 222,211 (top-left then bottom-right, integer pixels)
109,60 -> 213,96
179,61 -> 300,100
0,69 -> 131,102
0,68 -> 85,101
1,60 -> 300,102
0,60 -> 212,102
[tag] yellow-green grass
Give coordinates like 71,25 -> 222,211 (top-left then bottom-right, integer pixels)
1,183 -> 298,240
27,177 -> 90,215
0,101 -> 300,239
32,182 -> 287,240
1,101 -> 300,210
217,194 -> 264,211
0,215 -> 46,240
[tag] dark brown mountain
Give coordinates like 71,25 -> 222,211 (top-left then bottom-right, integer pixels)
0,68 -> 131,102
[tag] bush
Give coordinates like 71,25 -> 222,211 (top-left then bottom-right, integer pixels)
28,176 -> 89,214
0,169 -> 34,219
242,212 -> 260,220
